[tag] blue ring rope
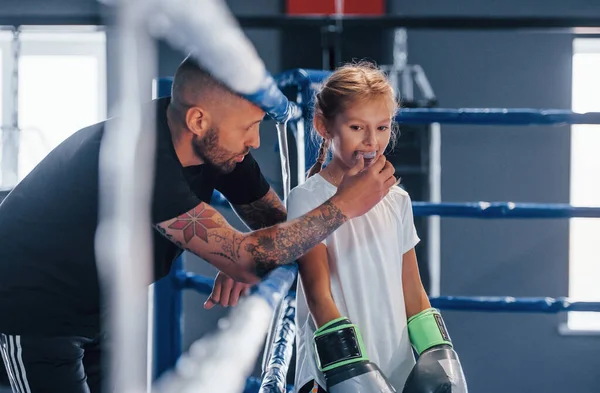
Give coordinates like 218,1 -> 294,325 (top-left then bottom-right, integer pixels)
274,69 -> 600,125
411,201 -> 600,218
211,192 -> 600,218
179,271 -> 600,313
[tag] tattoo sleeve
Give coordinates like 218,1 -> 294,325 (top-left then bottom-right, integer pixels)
155,198 -> 347,282
231,188 -> 287,230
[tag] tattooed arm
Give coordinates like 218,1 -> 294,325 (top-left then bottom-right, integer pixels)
155,198 -> 348,284
230,188 -> 287,230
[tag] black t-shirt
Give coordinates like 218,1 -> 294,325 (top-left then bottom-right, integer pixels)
0,97 -> 270,337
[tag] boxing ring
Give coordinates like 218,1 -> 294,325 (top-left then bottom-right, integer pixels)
149,72 -> 600,393
95,1 -> 600,392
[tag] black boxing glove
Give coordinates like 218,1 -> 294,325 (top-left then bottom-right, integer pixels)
314,317 -> 397,393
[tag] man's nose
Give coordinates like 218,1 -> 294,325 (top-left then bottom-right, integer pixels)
246,127 -> 260,149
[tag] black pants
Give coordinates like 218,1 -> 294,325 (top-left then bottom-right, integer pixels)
0,333 -> 106,393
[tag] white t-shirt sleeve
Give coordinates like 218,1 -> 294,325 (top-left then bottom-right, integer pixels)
287,188 -> 313,220
287,186 -> 328,245
399,190 -> 420,254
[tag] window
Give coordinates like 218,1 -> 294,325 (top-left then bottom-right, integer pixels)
0,26 -> 106,188
567,38 -> 600,332
0,30 -> 14,188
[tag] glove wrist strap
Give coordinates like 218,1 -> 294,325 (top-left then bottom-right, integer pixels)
407,308 -> 452,355
314,317 -> 368,373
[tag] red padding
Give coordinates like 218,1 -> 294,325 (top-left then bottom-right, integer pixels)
287,0 -> 384,16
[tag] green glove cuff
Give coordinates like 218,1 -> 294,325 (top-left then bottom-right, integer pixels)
313,317 -> 368,373
407,308 -> 452,355
315,316 -> 349,334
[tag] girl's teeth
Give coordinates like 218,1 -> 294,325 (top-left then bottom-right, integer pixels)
363,152 -> 376,159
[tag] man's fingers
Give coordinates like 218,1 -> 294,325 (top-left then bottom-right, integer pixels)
204,275 -> 222,309
203,297 -> 216,309
204,273 -> 252,309
385,176 -> 400,189
369,155 -> 387,173
347,154 -> 365,177
219,276 -> 234,307
379,161 -> 395,179
228,282 -> 246,307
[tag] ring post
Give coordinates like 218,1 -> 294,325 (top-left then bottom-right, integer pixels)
151,77 -> 183,381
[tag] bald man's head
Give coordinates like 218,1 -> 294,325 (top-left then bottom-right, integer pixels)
166,55 -> 265,173
170,56 -> 236,116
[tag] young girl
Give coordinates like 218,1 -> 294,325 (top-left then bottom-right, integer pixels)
287,62 -> 451,393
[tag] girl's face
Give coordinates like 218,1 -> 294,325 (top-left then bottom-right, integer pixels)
326,98 -> 394,170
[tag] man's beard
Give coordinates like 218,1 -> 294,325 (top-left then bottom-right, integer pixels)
192,127 -> 246,174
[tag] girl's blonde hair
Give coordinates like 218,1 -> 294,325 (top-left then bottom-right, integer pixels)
307,61 -> 398,178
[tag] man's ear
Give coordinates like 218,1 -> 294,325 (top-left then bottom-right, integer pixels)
185,106 -> 211,137
313,114 -> 329,139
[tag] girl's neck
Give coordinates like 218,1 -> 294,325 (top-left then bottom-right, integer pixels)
320,158 -> 349,187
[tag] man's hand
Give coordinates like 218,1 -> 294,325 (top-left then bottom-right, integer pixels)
332,154 -> 397,219
204,271 -> 251,309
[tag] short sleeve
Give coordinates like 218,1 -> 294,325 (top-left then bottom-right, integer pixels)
214,152 -> 270,205
151,151 -> 201,224
287,186 -> 327,245
399,191 -> 420,254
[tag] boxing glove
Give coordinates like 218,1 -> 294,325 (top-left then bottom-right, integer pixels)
314,317 -> 397,393
403,308 -> 468,393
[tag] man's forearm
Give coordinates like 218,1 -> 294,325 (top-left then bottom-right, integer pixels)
155,197 -> 347,283
236,198 -> 347,277
232,188 -> 287,230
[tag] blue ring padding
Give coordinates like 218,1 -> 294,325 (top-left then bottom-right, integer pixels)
431,296 -> 600,313
179,273 -> 600,313
411,202 -> 600,218
275,68 -> 330,91
259,293 -> 296,393
245,376 -> 294,393
395,108 -> 600,125
243,72 -> 303,123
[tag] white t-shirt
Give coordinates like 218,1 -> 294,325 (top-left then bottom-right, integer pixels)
287,174 -> 420,392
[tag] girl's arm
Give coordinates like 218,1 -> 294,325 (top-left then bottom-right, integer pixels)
402,248 -> 431,318
298,244 -> 341,328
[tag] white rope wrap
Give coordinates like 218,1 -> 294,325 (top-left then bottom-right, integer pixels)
153,296 -> 273,393
97,0 -> 293,392
150,0 -> 266,95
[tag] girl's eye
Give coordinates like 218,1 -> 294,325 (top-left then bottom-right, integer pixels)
378,126 -> 389,131
350,125 -> 362,131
